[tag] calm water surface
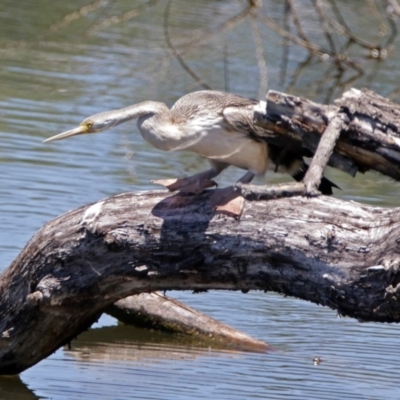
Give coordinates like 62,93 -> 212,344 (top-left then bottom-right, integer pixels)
1,1 -> 400,399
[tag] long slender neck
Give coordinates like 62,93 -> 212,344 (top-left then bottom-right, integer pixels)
116,101 -> 171,125
103,101 -> 181,151
127,101 -> 188,151
104,100 -> 187,151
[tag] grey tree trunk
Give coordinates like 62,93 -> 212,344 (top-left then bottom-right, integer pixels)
1,189 -> 399,374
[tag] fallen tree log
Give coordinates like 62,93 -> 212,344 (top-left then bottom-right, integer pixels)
106,292 -> 270,351
1,189 -> 400,375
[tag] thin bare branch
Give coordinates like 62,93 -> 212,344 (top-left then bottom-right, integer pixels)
383,1 -> 399,48
223,43 -> 230,92
49,0 -> 113,32
286,53 -> 313,93
288,0 -> 309,42
250,7 -> 268,98
279,1 -> 291,86
327,0 -> 379,50
176,1 -> 256,58
257,12 -> 324,57
313,0 -> 337,55
387,0 -> 400,16
163,0 -> 211,90
86,0 -> 159,36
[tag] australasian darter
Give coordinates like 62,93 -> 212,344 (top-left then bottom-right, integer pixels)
44,90 -> 338,215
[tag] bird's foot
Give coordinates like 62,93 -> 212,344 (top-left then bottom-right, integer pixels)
152,177 -> 217,194
210,186 -> 245,218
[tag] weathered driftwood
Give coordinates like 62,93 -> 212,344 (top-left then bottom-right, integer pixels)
1,189 -> 400,374
257,88 -> 400,179
107,292 -> 269,351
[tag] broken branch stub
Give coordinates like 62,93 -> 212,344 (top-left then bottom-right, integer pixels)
257,88 -> 400,180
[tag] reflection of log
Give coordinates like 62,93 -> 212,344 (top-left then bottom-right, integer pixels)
257,88 -> 400,179
106,293 -> 269,351
1,188 -> 400,374
0,375 -> 36,399
66,323 -> 252,364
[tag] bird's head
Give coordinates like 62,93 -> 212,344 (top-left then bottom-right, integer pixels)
43,111 -> 120,143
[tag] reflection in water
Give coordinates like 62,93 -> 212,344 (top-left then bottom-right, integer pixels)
2,1 -> 400,399
0,376 -> 38,400
66,324 -> 253,364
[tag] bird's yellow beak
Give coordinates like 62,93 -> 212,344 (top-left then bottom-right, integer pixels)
43,125 -> 89,143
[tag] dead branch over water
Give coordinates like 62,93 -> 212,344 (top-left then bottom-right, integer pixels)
2,88 -> 400,374
1,190 -> 400,374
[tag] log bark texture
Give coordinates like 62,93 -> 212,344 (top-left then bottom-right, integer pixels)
1,189 -> 400,374
257,88 -> 400,179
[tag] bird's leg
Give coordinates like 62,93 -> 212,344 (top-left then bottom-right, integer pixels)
152,167 -> 222,194
210,171 -> 255,217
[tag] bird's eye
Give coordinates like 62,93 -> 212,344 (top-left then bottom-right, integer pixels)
85,121 -> 93,129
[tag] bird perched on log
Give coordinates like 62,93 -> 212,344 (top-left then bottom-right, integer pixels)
44,90 -> 338,216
